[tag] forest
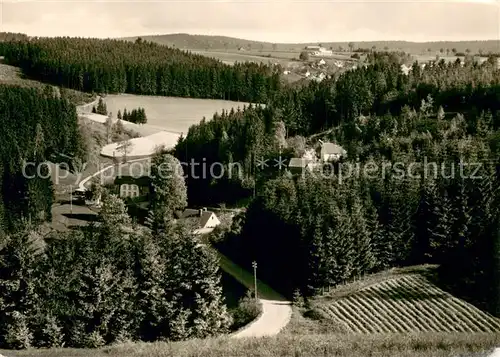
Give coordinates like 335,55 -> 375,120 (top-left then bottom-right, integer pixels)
177,53 -> 500,316
0,37 -> 281,103
0,151 -> 232,349
0,84 -> 83,232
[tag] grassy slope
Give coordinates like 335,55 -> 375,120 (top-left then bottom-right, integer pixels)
120,33 -> 500,54
4,265 -> 500,357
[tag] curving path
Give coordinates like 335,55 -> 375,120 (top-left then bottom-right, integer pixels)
215,251 -> 292,338
76,157 -> 151,191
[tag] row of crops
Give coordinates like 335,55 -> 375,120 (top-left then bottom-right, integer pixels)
318,275 -> 500,334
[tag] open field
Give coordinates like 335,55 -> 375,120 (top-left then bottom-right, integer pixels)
100,131 -> 180,158
191,49 -> 356,67
104,94 -> 250,134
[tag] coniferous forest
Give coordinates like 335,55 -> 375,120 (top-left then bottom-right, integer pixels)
178,53 -> 500,317
0,33 -> 499,350
0,37 -> 281,103
0,84 -> 83,231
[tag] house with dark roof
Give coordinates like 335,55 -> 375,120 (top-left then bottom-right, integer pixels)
175,208 -> 221,234
287,157 -> 319,176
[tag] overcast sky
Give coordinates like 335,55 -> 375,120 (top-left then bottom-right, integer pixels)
0,0 -> 499,43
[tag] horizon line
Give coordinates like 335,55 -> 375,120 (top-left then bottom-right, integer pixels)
20,31 -> 500,45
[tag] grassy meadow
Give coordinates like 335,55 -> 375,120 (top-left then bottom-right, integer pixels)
103,94 -> 250,134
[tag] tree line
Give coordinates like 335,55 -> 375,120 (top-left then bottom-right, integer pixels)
118,107 -> 147,124
0,36 -> 281,103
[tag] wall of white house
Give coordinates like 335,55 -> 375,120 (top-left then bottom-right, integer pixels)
120,184 -> 140,198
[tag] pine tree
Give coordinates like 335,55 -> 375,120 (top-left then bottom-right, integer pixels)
132,232 -> 173,341
0,229 -> 43,348
146,151 -> 187,233
429,190 -> 454,262
160,227 -> 232,339
96,98 -> 107,115
99,193 -> 132,240
105,113 -> 113,144
351,200 -> 375,277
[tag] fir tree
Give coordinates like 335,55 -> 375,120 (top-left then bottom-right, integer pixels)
146,151 -> 187,233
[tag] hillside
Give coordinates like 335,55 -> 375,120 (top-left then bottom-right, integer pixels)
0,61 -> 93,105
304,266 -> 500,334
121,33 -> 500,54
3,265 -> 500,357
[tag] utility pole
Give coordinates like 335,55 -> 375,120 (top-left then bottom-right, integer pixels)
69,184 -> 73,214
252,261 -> 258,300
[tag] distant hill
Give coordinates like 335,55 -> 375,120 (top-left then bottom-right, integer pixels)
121,33 -> 500,54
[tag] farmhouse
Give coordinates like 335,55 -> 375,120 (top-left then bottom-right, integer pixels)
319,141 -> 347,162
175,208 -> 221,234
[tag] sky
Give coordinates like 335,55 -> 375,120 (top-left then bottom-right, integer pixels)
0,0 -> 499,43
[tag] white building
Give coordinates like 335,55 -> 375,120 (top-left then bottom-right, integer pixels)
305,46 -> 333,56
175,208 -> 221,235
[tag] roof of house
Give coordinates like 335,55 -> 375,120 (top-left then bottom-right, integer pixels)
321,142 -> 347,156
175,209 -> 217,228
289,158 -> 311,168
114,175 -> 151,186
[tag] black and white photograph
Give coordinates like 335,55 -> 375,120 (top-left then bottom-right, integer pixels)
0,0 -> 499,356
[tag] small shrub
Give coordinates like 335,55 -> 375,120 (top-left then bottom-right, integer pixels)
299,51 -> 310,61
303,308 -> 323,321
230,291 -> 261,331
292,289 -> 305,308
85,330 -> 106,348
34,314 -> 64,348
4,312 -> 33,349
